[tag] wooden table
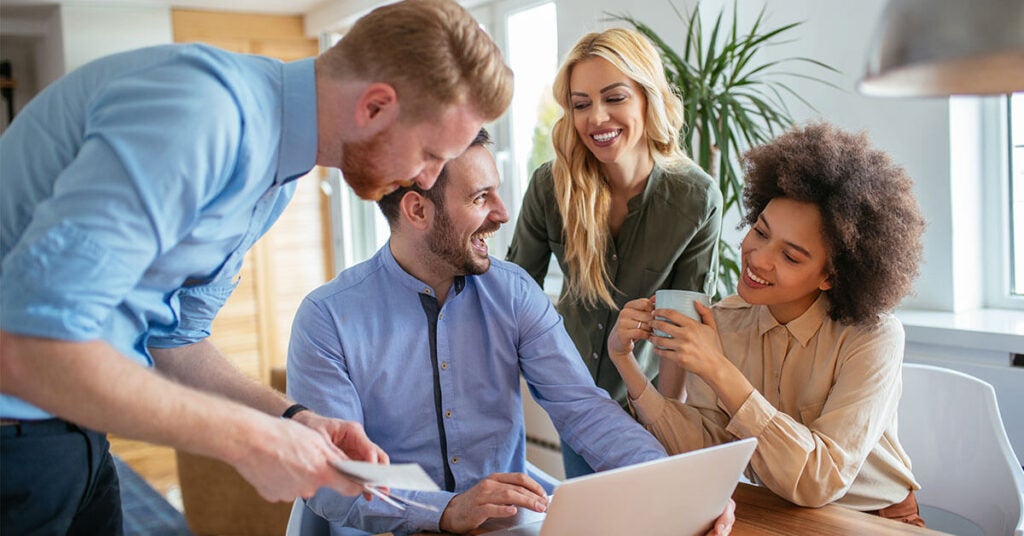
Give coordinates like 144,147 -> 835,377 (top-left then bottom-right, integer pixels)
410,483 -> 948,535
728,484 -> 944,535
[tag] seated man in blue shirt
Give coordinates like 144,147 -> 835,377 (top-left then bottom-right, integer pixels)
288,129 -> 735,535
0,1 -> 512,533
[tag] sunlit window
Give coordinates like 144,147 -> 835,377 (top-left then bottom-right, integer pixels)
1010,92 -> 1023,295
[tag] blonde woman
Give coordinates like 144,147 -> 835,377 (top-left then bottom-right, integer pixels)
507,28 -> 722,477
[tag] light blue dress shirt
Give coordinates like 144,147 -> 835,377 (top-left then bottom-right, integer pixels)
287,243 -> 667,536
0,44 -> 317,419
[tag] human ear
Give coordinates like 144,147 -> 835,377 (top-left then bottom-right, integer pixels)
819,275 -> 833,292
354,83 -> 399,128
400,192 -> 433,232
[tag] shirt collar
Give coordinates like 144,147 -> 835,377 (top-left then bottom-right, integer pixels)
628,163 -> 663,210
378,242 -> 467,299
756,293 -> 829,347
275,58 -> 317,186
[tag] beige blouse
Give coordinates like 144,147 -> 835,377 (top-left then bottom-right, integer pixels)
630,294 -> 919,510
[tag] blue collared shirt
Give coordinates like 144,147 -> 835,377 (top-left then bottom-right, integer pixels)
287,243 -> 667,535
0,44 -> 317,419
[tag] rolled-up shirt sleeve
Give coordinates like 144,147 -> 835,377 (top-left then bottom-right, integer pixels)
0,65 -> 241,342
630,377 -> 734,456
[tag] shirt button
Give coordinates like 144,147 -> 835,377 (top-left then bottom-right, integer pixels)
611,254 -> 618,261
591,352 -> 599,360
597,323 -> 604,330
441,362 -> 448,370
424,288 -> 432,294
445,410 -> 453,418
439,313 -> 444,319
451,456 -> 459,464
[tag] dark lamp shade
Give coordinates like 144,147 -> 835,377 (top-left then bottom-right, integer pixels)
859,0 -> 1024,97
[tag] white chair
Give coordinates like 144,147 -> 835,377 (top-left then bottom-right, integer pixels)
284,498 -> 329,536
899,363 -> 1024,536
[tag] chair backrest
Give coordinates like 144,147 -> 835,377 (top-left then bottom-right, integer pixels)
284,498 -> 330,536
899,363 -> 1024,536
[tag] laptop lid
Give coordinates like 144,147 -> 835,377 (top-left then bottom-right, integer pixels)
490,437 -> 757,536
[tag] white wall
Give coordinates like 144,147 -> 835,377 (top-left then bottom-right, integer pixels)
59,4 -> 173,75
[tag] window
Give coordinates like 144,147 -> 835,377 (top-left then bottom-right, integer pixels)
479,1 -> 559,263
1010,92 -> 1024,296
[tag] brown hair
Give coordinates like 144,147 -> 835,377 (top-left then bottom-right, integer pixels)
741,122 -> 925,324
551,28 -> 692,309
319,0 -> 513,122
378,128 -> 493,225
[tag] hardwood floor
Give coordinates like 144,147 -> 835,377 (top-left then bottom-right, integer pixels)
109,435 -> 180,500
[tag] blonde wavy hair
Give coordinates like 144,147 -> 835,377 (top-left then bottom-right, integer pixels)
551,27 -> 691,309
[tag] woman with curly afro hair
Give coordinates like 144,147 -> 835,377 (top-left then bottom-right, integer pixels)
607,122 -> 927,526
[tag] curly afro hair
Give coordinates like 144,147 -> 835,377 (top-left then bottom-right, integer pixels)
741,122 -> 925,325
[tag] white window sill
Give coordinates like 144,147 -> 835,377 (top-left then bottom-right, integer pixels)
895,308 -> 1024,355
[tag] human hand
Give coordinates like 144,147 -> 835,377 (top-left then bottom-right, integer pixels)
608,297 -> 656,361
439,473 -> 549,534
705,499 -> 736,536
292,411 -> 389,465
649,300 -> 726,378
229,416 -> 365,502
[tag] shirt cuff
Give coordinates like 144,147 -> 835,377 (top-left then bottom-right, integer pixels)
629,379 -> 667,425
725,389 -> 778,439
403,491 -> 455,533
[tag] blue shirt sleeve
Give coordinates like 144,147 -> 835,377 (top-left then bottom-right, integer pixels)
287,296 -> 454,535
512,271 -> 667,471
0,63 -> 243,342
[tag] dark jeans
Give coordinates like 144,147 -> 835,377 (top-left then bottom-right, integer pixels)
559,438 -> 596,479
1,419 -> 124,536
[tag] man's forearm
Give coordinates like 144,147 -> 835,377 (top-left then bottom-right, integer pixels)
150,340 -> 292,418
0,330 -> 265,464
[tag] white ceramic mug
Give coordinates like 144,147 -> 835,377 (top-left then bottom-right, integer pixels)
653,289 -> 711,339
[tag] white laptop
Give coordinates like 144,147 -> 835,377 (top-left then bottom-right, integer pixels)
489,437 -> 757,536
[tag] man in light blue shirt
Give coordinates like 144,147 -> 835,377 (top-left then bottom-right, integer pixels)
0,1 -> 512,532
288,130 -> 736,535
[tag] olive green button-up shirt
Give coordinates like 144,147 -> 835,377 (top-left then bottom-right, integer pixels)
507,161 -> 722,408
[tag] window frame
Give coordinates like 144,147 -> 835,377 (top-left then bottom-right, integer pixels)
982,93 -> 1023,310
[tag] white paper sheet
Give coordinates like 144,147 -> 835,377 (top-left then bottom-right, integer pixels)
330,459 -> 440,491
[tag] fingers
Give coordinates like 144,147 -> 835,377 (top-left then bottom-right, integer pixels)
442,473 -> 549,533
694,300 -> 718,329
479,473 -> 548,512
491,473 -> 548,504
705,499 -> 736,535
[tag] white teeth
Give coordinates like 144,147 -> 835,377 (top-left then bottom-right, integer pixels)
474,232 -> 493,241
746,268 -> 770,285
592,131 -> 619,142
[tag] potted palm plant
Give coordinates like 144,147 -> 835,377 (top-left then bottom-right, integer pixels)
611,2 -> 839,297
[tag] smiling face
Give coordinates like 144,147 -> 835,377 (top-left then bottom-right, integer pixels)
738,197 -> 833,324
569,57 -> 650,172
426,144 -> 509,276
340,105 -> 483,201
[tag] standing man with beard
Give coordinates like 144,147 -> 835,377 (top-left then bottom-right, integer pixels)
0,1 -> 512,533
286,130 -> 735,536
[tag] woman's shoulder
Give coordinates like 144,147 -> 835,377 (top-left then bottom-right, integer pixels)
659,161 -> 715,190
655,162 -> 721,209
834,312 -> 904,342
